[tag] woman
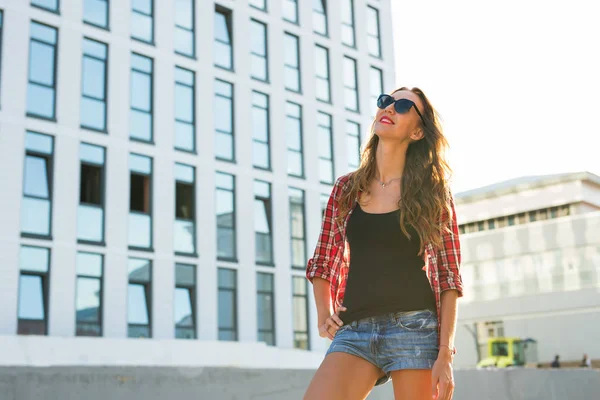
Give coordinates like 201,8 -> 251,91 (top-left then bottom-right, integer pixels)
304,87 -> 464,400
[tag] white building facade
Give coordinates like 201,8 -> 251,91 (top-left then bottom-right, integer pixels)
0,0 -> 396,363
453,172 -> 600,368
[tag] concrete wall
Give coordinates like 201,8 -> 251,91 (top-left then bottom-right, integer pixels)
0,366 -> 598,400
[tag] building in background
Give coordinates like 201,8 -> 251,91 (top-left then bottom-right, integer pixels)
0,0 -> 395,364
453,172 -> 600,368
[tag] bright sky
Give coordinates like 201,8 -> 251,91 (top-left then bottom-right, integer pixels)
391,0 -> 600,193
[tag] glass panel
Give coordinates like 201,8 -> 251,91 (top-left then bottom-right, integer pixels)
253,142 -> 269,169
256,232 -> 272,264
318,126 -> 332,158
174,219 -> 195,254
252,105 -> 268,142
316,79 -> 330,102
76,322 -> 101,337
129,212 -> 152,248
82,57 -> 106,98
76,277 -> 101,322
218,290 -> 235,328
368,36 -> 381,58
294,332 -> 309,350
217,227 -> 235,259
257,293 -> 274,330
25,131 -> 53,154
174,287 -> 193,326
18,275 -> 45,319
77,204 -> 104,242
128,283 -> 149,324
175,122 -> 194,152
30,22 -> 57,44
254,180 -> 270,198
284,35 -> 298,66
216,190 -> 234,224
250,21 -> 266,56
81,97 -> 106,131
21,198 -> 51,236
345,88 -> 358,110
175,326 -> 195,339
215,79 -> 232,96
216,172 -> 234,190
218,268 -> 236,289
286,120 -> 302,149
250,0 -> 266,10
175,264 -> 195,286
293,276 -> 307,295
175,163 -> 195,183
293,296 -> 308,331
80,143 -> 105,164
20,246 -> 49,272
174,28 -> 193,56
219,330 -> 236,341
23,156 -> 49,198
27,84 -> 55,118
77,252 -> 103,277
129,154 -> 152,174
257,272 -> 273,291
128,258 -> 151,280
131,13 -> 153,42
29,42 -> 55,85
287,151 -> 303,176
132,0 -> 152,14
282,0 -> 298,23
130,71 -> 151,111
215,132 -> 233,160
214,42 -> 232,69
254,199 -> 270,234
347,134 -> 360,169
131,53 -> 152,72
292,238 -> 306,267
175,0 -> 193,29
319,159 -> 334,183
130,109 -> 152,141
314,46 -> 328,77
251,55 -> 267,81
258,331 -> 274,346
214,12 -> 230,42
84,0 -> 109,28
175,84 -> 193,122
214,96 -> 233,133
128,324 -> 150,338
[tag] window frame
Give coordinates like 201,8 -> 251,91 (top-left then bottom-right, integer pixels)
128,152 -> 154,251
75,251 -> 104,337
31,0 -> 60,14
26,21 -> 59,121
314,44 -> 331,104
129,52 -> 154,143
214,78 -> 235,162
346,120 -> 361,172
77,142 -> 106,246
127,258 -> 152,338
317,111 -> 334,184
282,0 -> 299,25
286,101 -> 304,178
341,0 -> 356,48
131,0 -> 155,45
17,246 -> 51,336
81,37 -> 109,133
343,56 -> 359,112
256,271 -> 276,346
215,171 -> 237,262
312,0 -> 328,37
21,131 -> 54,240
251,90 -> 271,170
174,163 -> 197,257
289,187 -> 307,270
283,32 -> 301,93
250,19 -> 269,83
174,263 -> 197,339
367,6 -> 382,59
174,66 -> 196,153
292,276 -> 310,350
254,179 -> 274,266
174,0 -> 196,58
214,6 -> 234,71
218,267 -> 238,341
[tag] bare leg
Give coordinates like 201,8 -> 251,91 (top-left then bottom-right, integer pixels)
390,369 -> 433,400
304,352 -> 383,400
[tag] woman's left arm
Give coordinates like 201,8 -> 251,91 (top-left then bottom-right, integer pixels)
432,193 -> 464,400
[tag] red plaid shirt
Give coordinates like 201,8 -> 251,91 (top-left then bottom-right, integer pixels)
306,173 -> 464,337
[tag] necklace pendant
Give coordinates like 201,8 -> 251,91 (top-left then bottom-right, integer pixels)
381,183 -> 386,188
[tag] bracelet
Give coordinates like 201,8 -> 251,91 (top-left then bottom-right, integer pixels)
439,344 -> 457,355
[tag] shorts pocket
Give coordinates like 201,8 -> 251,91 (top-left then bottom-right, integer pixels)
396,310 -> 437,331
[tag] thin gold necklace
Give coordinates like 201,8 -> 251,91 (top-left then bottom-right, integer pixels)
376,176 -> 402,188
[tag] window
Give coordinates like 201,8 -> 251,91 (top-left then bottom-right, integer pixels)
317,112 -> 334,184
130,53 -> 153,142
343,56 -> 359,112
367,6 -> 382,58
175,263 -> 196,339
315,45 -> 331,103
250,0 -> 267,11
341,0 -> 355,47
21,132 -> 54,238
175,163 -> 196,255
254,180 -> 273,265
252,91 -> 270,169
214,79 -> 234,161
320,193 -> 329,218
346,121 -> 361,172
175,0 -> 195,57
282,0 -> 298,24
131,0 -> 154,43
312,0 -> 328,36
214,7 -> 233,70
129,153 -> 152,249
218,268 -> 237,341
257,272 -> 275,345
284,33 -> 301,92
216,172 -> 236,261
84,0 -> 109,29
370,66 -> 383,117
18,246 -> 50,335
250,19 -> 268,81
174,67 -> 196,152
76,252 -> 103,336
27,22 -> 58,120
78,143 -> 105,244
286,102 -> 304,177
289,188 -> 306,269
292,276 -> 309,349
81,38 -> 108,132
31,0 -> 59,13
128,258 -> 152,338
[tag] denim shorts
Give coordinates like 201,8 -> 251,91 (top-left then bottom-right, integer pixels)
325,309 -> 439,386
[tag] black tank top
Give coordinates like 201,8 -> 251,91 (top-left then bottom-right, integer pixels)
339,203 -> 436,325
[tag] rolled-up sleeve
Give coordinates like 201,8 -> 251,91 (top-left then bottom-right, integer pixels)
306,183 -> 339,283
437,192 -> 464,297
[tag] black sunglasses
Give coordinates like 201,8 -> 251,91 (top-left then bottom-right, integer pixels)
377,94 -> 425,123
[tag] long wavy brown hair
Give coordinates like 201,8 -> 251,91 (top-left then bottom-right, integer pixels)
337,87 -> 454,255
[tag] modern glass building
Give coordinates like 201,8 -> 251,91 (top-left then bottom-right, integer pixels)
0,0 -> 395,360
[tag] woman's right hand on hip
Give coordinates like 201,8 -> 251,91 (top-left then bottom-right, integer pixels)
318,306 -> 347,340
